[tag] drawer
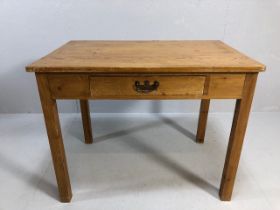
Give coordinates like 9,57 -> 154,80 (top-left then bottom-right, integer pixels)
90,76 -> 206,99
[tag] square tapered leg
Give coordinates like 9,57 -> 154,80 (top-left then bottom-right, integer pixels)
80,100 -> 93,144
196,99 -> 210,143
219,73 -> 258,201
36,73 -> 72,202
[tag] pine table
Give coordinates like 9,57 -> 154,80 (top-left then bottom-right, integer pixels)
26,40 -> 265,202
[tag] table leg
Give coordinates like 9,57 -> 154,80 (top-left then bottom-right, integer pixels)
219,73 -> 258,201
196,99 -> 210,143
36,73 -> 72,202
80,100 -> 93,144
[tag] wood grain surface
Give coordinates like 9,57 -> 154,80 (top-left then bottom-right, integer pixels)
26,41 -> 265,73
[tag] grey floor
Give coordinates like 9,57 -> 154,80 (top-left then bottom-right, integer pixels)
0,113 -> 279,210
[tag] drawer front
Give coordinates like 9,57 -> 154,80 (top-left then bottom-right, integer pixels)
90,76 -> 206,99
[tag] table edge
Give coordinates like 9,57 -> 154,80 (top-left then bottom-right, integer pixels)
26,66 -> 266,73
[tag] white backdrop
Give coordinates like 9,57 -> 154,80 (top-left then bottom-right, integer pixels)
0,0 -> 279,113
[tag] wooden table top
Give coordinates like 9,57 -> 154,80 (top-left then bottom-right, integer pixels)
26,40 -> 265,73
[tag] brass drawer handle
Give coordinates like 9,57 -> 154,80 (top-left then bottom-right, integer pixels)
134,80 -> 159,93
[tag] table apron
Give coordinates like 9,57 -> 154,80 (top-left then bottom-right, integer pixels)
45,73 -> 247,100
